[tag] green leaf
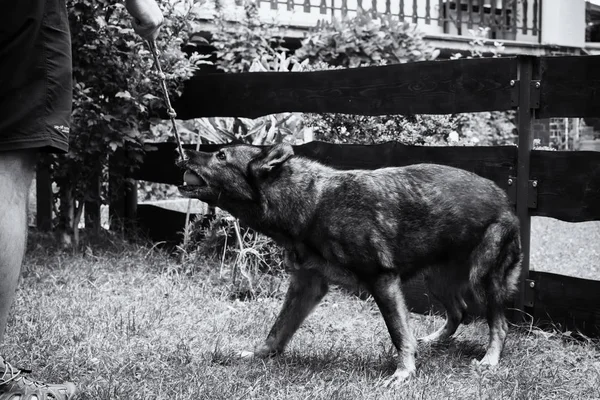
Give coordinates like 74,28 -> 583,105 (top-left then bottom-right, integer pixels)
115,91 -> 132,99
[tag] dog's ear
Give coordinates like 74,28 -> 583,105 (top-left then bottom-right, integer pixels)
253,144 -> 294,175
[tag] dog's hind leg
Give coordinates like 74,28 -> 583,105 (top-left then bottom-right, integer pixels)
470,215 -> 522,366
246,267 -> 328,358
419,267 -> 468,344
369,272 -> 417,385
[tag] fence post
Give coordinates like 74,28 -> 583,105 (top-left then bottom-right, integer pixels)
35,160 -> 53,232
514,55 -> 537,320
108,149 -> 137,235
84,164 -> 102,233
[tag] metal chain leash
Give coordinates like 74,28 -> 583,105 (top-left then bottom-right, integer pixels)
147,40 -> 186,162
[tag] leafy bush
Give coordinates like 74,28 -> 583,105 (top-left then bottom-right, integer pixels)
297,19 -> 516,146
451,27 -> 506,60
295,10 -> 440,67
455,111 -> 517,146
211,0 -> 286,73
52,0 -> 208,246
304,113 -> 459,146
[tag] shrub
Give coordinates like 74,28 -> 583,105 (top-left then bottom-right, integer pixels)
304,113 -> 460,146
51,0 -> 208,246
211,0 -> 287,73
295,10 -> 440,67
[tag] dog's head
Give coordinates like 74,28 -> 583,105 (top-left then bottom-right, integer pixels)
178,144 -> 294,209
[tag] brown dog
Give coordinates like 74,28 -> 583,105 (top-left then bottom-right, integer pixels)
179,143 -> 522,384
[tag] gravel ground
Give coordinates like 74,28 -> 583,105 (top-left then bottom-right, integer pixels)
530,216 -> 600,280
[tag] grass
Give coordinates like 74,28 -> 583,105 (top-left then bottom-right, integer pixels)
1,218 -> 599,400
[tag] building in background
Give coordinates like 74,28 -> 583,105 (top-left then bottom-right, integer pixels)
192,0 -> 600,149
195,0 -> 599,55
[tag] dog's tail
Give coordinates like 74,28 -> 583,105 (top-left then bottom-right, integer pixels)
468,212 -> 523,306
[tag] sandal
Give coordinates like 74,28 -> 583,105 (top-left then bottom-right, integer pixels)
0,358 -> 75,400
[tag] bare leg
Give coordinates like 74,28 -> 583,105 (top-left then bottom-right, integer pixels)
0,150 -> 36,344
245,268 -> 329,357
369,273 -> 417,385
0,151 -> 77,398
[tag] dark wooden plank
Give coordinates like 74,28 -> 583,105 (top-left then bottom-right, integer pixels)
530,150 -> 600,222
538,55 -> 600,118
295,141 -> 517,190
109,150 -> 138,233
136,142 -> 518,193
84,167 -> 101,233
35,161 -> 53,232
529,270 -> 600,337
171,57 -> 518,119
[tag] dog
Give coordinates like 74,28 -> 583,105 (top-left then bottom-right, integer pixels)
179,143 -> 522,384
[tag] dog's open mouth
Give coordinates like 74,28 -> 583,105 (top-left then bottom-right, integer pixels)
180,170 -> 207,192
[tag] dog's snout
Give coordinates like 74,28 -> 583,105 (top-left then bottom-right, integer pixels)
184,149 -> 197,159
176,158 -> 188,169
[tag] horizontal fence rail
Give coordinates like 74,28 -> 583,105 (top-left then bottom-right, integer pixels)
136,141 -> 600,223
172,57 -> 518,119
530,150 -> 600,222
538,56 -> 600,118
527,271 -> 600,338
137,141 -> 518,187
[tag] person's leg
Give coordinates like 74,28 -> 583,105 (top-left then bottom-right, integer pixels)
0,150 -> 76,400
0,150 -> 36,344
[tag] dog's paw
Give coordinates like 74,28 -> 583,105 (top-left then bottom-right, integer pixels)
471,356 -> 499,368
417,334 -> 440,344
381,368 -> 415,388
238,350 -> 256,359
238,345 -> 278,360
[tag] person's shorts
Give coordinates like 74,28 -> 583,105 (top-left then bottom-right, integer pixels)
0,0 -> 72,153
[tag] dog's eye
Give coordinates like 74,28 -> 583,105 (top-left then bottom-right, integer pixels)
216,151 -> 226,161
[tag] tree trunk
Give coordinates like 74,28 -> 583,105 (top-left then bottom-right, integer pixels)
57,185 -> 75,248
84,165 -> 102,233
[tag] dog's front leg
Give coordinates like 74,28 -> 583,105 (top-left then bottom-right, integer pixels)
242,267 -> 329,358
369,272 -> 417,386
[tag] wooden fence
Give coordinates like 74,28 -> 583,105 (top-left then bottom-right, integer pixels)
109,55 -> 600,336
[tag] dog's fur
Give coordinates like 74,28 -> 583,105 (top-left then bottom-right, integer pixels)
179,143 -> 522,383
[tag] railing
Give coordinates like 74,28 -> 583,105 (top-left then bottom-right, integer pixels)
246,0 -> 543,42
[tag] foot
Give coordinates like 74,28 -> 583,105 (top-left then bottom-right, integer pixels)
0,358 -> 76,400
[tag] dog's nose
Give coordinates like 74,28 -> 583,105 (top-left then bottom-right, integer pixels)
176,157 -> 188,169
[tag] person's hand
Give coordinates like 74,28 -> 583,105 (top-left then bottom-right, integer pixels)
125,0 -> 164,41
